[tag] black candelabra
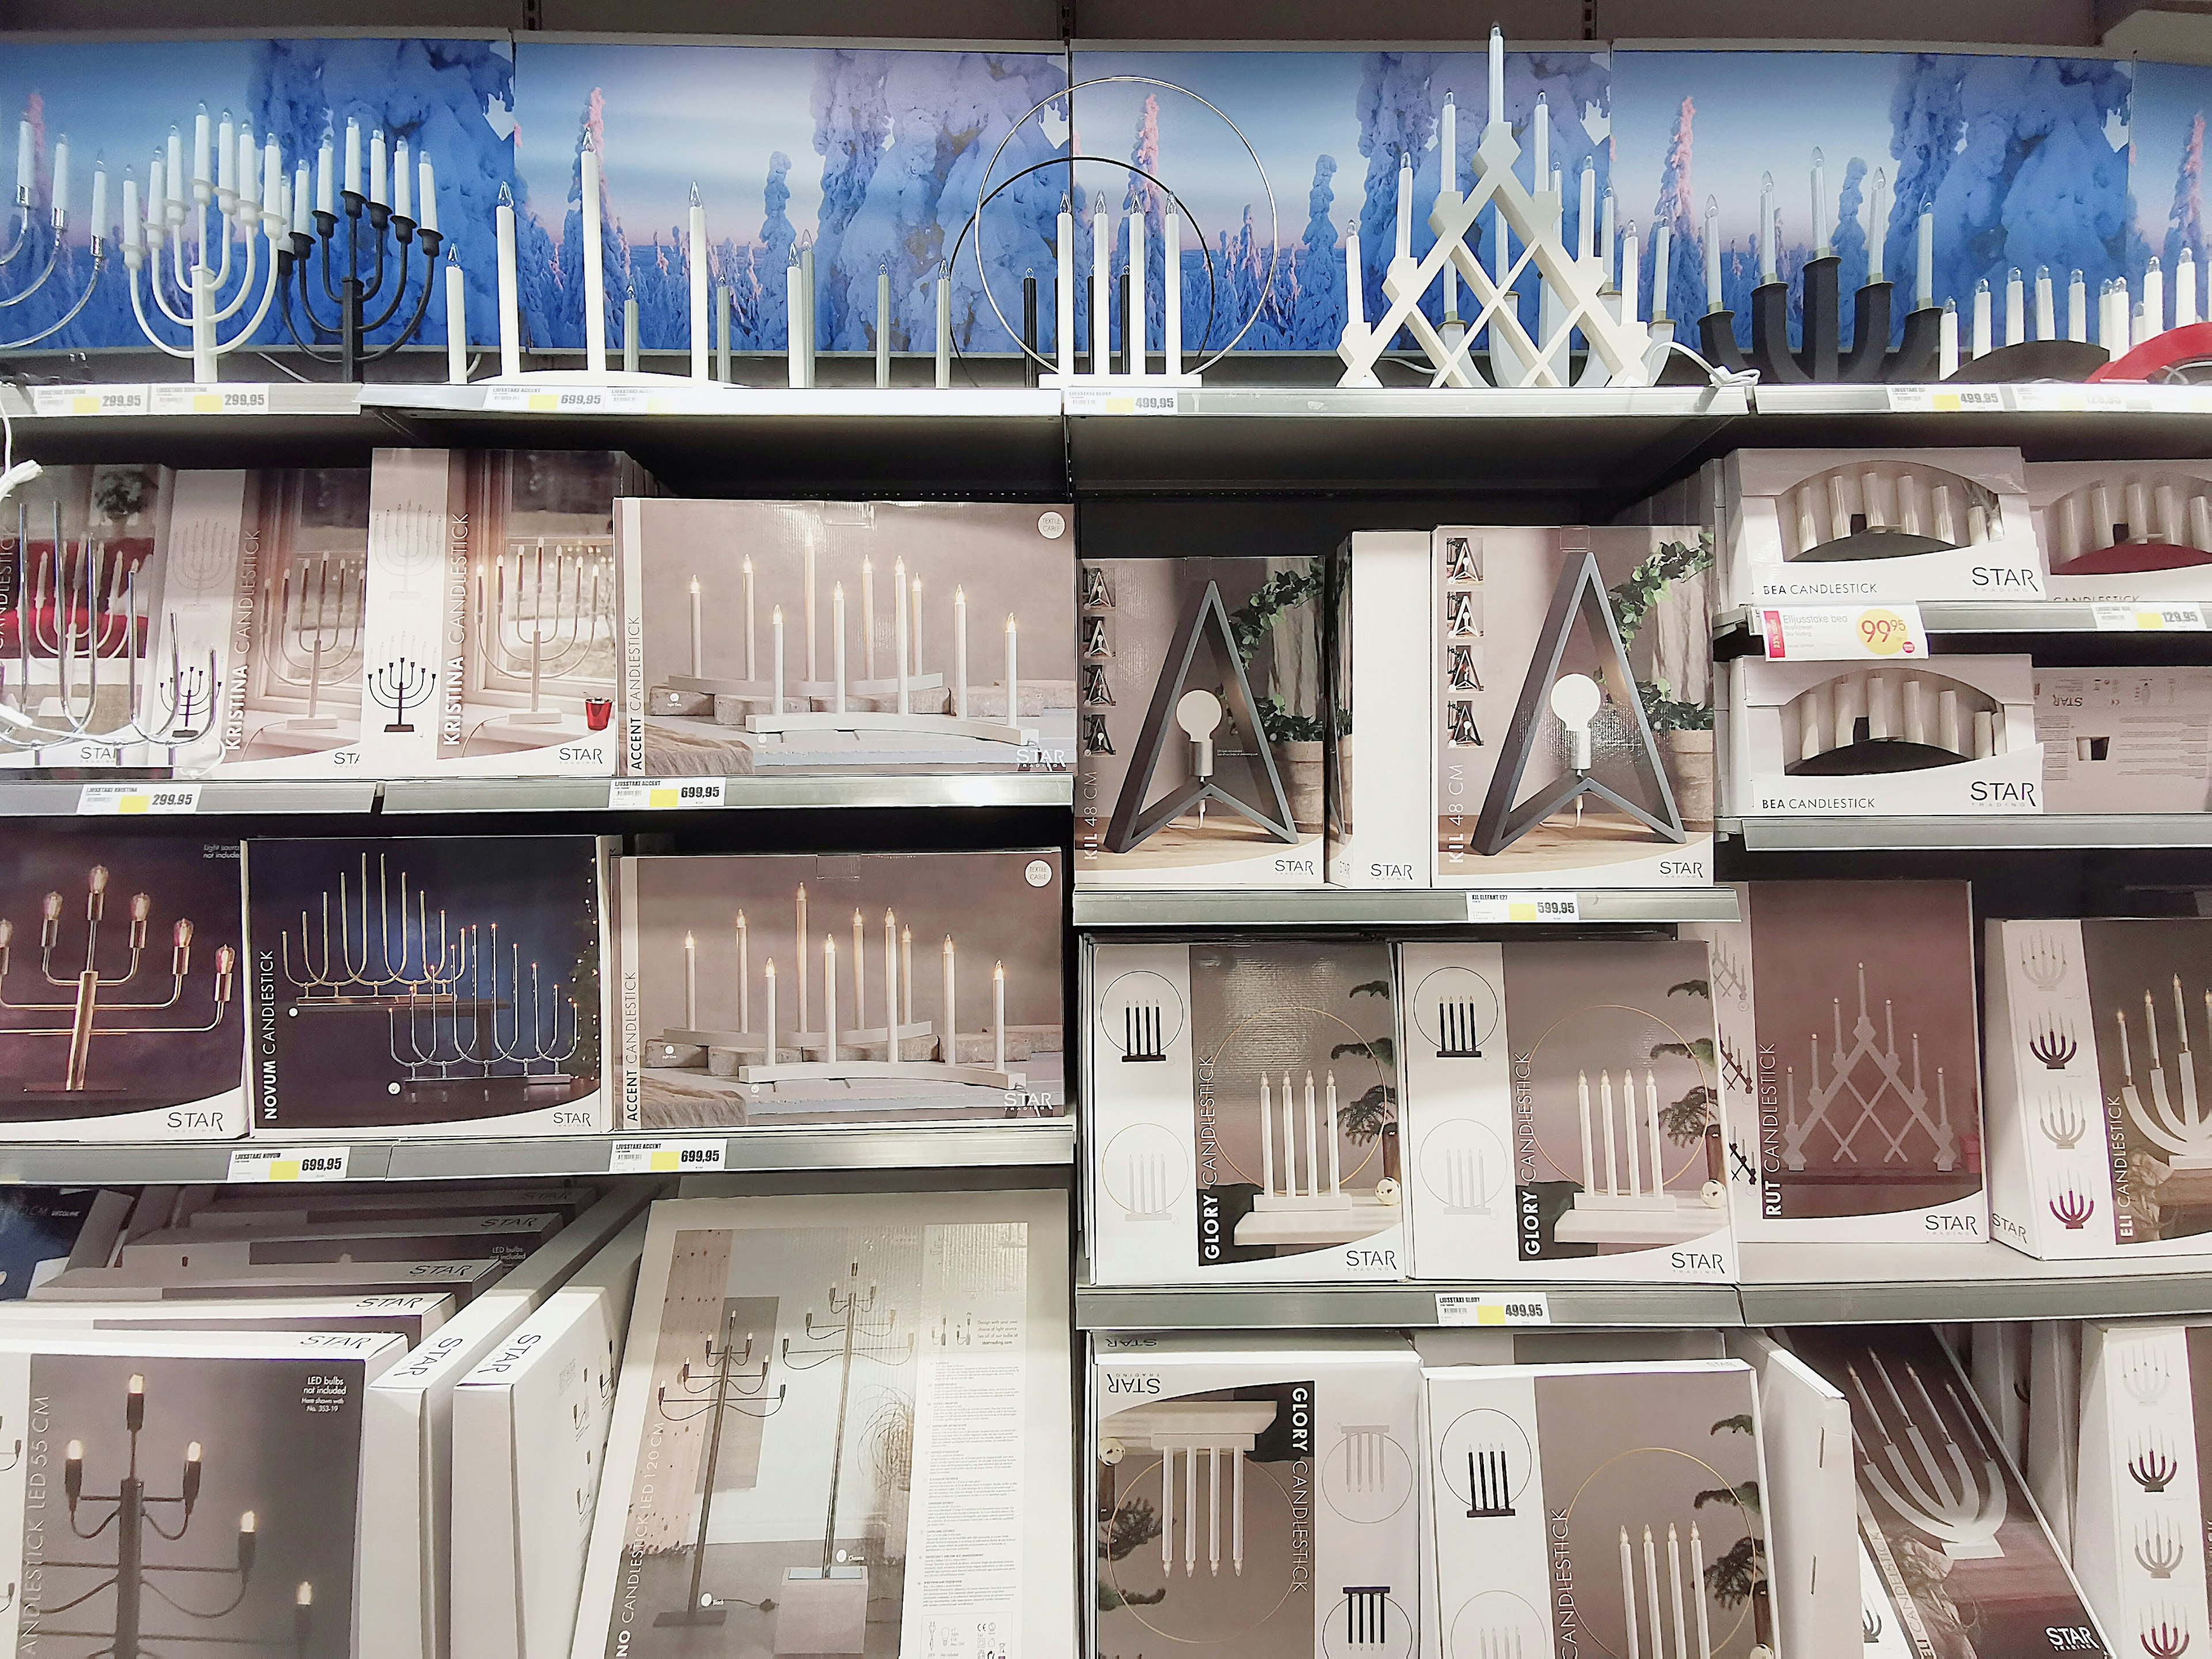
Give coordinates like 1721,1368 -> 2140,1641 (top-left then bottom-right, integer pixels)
782,1262 -> 915,1582
44,1373 -> 313,1659
277,181 -> 443,383
653,1308 -> 786,1629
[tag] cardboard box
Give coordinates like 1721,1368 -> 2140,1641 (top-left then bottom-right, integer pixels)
616,850 -> 1065,1130
2074,1320 -> 2209,1650
29,1253 -> 510,1302
1727,1331 -> 1859,1659
243,835 -> 615,1137
0,1289 -> 457,1345
2027,459 -> 2212,602
1077,556 -> 1325,888
2035,668 -> 2212,814
1089,1332 -> 1421,1659
0,1187 -> 134,1294
1086,937 -> 1404,1285
618,498 -> 1074,778
1689,881 -> 1988,1246
1327,532 -> 1433,888
1396,938 -> 1735,1283
0,831 -> 246,1139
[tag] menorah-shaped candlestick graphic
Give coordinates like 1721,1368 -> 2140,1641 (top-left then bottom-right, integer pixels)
2018,933 -> 2069,991
1555,1067 -> 1715,1247
2029,1014 -> 2079,1073
1617,1521 -> 1713,1659
2137,1521 -> 2187,1579
2050,1187 -> 2095,1230
0,109 -> 112,351
472,538 -> 615,738
1115,1147 -> 1176,1219
1342,1586 -> 1391,1647
274,120 -> 444,383
1236,1069 -> 1396,1247
1435,1146 -> 1491,1214
1465,1446 -> 1514,1518
1435,998 -> 1486,1059
0,863 -> 234,1094
256,550 -> 363,745
2115,979 -> 2212,1169
1120,1003 -> 1167,1062
387,927 -> 579,1093
2037,1094 -> 2087,1149
2123,1346 -> 2173,1407
1783,964 -> 1956,1172
366,656 -> 434,734
2129,1435 -> 2179,1494
2141,1612 -> 2193,1659
650,885 -> 1023,1091
1101,1399 -> 1278,1580
652,1308 -> 786,1630
1847,1350 -> 2007,1559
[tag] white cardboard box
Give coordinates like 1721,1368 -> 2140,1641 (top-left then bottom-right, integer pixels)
1726,1331 -> 1858,1659
2074,1320 -> 2210,1648
2034,668 -> 2212,814
2026,459 -> 2212,601
1328,531 -> 1433,887
0,1289 -> 456,1345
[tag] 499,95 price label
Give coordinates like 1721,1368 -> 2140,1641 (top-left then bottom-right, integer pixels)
1434,1291 -> 1552,1327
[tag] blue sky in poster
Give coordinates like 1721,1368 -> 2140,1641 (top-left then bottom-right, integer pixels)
2131,58 -> 2212,256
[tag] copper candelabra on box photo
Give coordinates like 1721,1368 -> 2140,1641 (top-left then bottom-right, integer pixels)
0,862 -> 234,1097
278,850 -> 579,1102
466,536 -> 618,750
652,1306 -> 786,1630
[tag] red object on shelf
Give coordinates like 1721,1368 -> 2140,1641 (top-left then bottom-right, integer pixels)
2086,321 -> 2212,381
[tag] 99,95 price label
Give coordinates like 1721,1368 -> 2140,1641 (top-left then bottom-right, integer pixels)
228,1146 -> 351,1183
609,1138 -> 728,1175
1759,603 -> 1928,662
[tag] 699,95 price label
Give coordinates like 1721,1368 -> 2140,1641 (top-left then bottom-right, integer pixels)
228,1146 -> 351,1183
608,1138 -> 728,1175
607,777 -> 725,810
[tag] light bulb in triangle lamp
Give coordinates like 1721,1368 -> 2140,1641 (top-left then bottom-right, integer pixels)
1177,688 -> 1225,779
1550,673 -> 1603,772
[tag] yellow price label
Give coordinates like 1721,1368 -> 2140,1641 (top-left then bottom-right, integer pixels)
268,1159 -> 304,1181
115,794 -> 151,814
527,392 -> 560,412
1857,608 -> 1916,655
190,393 -> 224,414
649,1150 -> 683,1172
648,786 -> 681,808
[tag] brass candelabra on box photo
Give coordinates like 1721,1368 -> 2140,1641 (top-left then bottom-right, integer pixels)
41,1373 -> 313,1659
466,536 -> 618,751
0,862 -> 234,1097
652,1306 -> 787,1631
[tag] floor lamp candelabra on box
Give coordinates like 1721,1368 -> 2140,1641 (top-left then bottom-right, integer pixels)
652,1306 -> 786,1630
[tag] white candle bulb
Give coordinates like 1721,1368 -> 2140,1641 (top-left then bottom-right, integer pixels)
369,126 -> 385,207
994,961 -> 1007,1074
1868,168 -> 1887,283
445,251 -> 467,383
582,144 -> 607,374
2070,268 -> 2088,341
1940,297 -> 1959,377
1005,615 -> 1019,731
955,586 -> 969,718
417,156 -> 436,233
51,138 -> 69,221
1091,191 -> 1111,374
1621,219 -> 1640,324
1652,220 -> 1671,323
744,556 -> 756,681
1440,95 -> 1456,196
343,117 -> 360,197
1395,151 -> 1412,263
89,159 -> 104,238
316,133 -> 333,216
942,936 -> 956,1065
293,160 -> 310,237
13,119 -> 29,199
495,193 -> 520,378
1759,172 -> 1777,283
215,115 -> 232,195
1916,209 -> 1934,309
1487,25 -> 1505,128
1533,94 -> 1550,188
2006,266 -> 2024,346
893,555 -> 911,716
1344,220 -> 1363,331
772,605 -> 786,715
688,577 -> 703,676
1971,278 -> 1991,357
1811,147 -> 1828,259
122,170 -> 139,256
393,137 -> 409,220
1164,212 -> 1182,375
2036,264 -> 2055,340
833,582 -> 847,714
1056,196 -> 1075,378
1704,195 -> 1721,312
168,127 -> 183,207
690,185 -> 709,381
194,105 -> 210,187
1129,210 -> 1146,374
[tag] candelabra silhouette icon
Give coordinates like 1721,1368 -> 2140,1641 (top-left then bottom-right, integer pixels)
2141,1613 -> 2192,1659
0,862 -> 236,1094
2051,1188 -> 2096,1232
2123,1347 -> 2173,1407
1464,1447 -> 1513,1519
1864,1604 -> 1883,1642
2020,935 -> 2069,990
652,1306 -> 786,1629
1717,1031 -> 1753,1096
366,657 -> 433,734
1122,1004 -> 1167,1063
2130,1437 -> 2179,1494
40,1373 -> 313,1659
1342,1586 -> 1391,1646
2040,1096 -> 2087,1150
1847,1350 -> 2008,1559
2028,1016 -> 2079,1072
1435,1000 -> 1486,1060
2137,1521 -> 2187,1579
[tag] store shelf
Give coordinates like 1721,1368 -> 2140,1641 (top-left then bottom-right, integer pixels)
1723,814 -> 2212,851
0,778 -> 380,816
1713,601 -> 2212,661
1734,1240 -> 2212,1325
0,1120 -> 1074,1186
0,380 -> 384,467
1074,1279 -> 1745,1330
1745,380 -> 2212,459
1071,886 -> 1739,928
378,772 -> 1074,813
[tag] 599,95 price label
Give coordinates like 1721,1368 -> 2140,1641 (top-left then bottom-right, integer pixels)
608,1138 -> 728,1175
228,1146 -> 350,1183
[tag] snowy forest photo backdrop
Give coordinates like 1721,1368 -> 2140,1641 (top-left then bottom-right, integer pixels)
2,33 -> 2211,358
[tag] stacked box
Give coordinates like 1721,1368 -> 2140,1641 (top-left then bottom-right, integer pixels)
0,1188 -> 134,1293
2027,459 -> 2212,601
1327,532 -> 1433,887
2034,669 -> 2212,814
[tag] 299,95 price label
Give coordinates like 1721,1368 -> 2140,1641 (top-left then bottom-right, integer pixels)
607,777 -> 725,810
77,782 -> 201,816
608,1138 -> 728,1175
228,1146 -> 351,1183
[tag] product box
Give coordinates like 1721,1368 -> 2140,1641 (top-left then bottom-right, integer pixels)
1984,918 -> 2212,1259
243,835 -> 615,1138
2030,1319 -> 2085,1556
0,831 -> 246,1140
573,1189 -> 1073,1659
450,1220 -> 645,1659
1717,447 -> 2046,604
0,1187 -> 134,1293
1327,532 -> 1433,887
0,461 -> 179,770
1726,1331 -> 1858,1659
1968,1321 -> 2032,1464
1089,1332 -> 1421,1659
1784,1324 -> 2112,1658
1690,881 -> 1988,1245
177,1182 -> 597,1229
1723,654 -> 2043,817
2026,460 -> 2212,602
619,497 -> 1074,778
0,1325 -> 406,1654
615,849 -> 1065,1131
2035,669 -> 2212,814
1419,1358 -> 1773,1659
1395,938 -> 1734,1284
0,1289 -> 457,1344
1086,937 -> 1403,1285
115,1209 -> 568,1267
1431,524 -> 1718,890
1077,556 -> 1325,888
31,1252 -> 509,1302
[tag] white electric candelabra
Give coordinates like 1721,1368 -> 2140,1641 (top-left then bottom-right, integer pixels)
1777,464 -> 1998,559
1040,192 -> 1199,389
1783,671 -> 2006,769
2115,978 -> 2212,1169
471,537 -> 615,741
0,109 -> 111,350
1617,1522 -> 1713,1659
1235,1069 -> 1395,1247
1846,1350 -> 2007,1560
650,883 -> 1022,1090
1782,964 -> 1957,1173
122,107 -> 290,383
2047,474 -> 2212,567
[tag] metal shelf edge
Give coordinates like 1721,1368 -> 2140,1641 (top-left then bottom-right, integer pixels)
1074,1282 -> 1744,1330
1725,814 -> 2212,851
1072,887 -> 1738,927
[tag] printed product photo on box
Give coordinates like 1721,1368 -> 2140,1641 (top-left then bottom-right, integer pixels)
1723,654 -> 2043,817
0,1187 -> 133,1294
1783,1323 -> 2112,1659
572,1189 -> 1073,1659
1717,448 -> 2046,605
619,498 -> 1074,779
1327,532 -> 1432,888
0,831 -> 245,1141
616,849 -> 1065,1131
243,835 -> 613,1138
2026,460 -> 2212,602
1396,938 -> 1734,1284
1690,881 -> 1988,1246
1984,918 -> 2212,1260
0,461 -> 183,771
1430,525 -> 1717,891
0,1326 -> 407,1657
2034,669 -> 2212,815
1077,556 -> 1325,888
1087,937 -> 1403,1285
1420,1359 -> 1773,1659
1089,1333 -> 1421,1659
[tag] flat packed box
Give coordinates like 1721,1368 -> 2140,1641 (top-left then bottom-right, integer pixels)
1327,531 -> 1433,887
1727,1331 -> 1859,1659
2027,459 -> 2212,601
1724,654 -> 2043,817
1691,881 -> 1988,1245
1986,918 -> 2212,1259
0,1289 -> 457,1344
243,835 -> 615,1138
1717,447 -> 2046,604
0,832 -> 245,1139
31,1252 -> 509,1302
574,1189 -> 1073,1659
177,1182 -> 597,1229
2035,669 -> 2212,813
1077,556 -> 1325,888
616,849 -> 1065,1130
1089,1332 -> 1421,1659
1419,1358 -> 1774,1659
1431,525 -> 1718,890
115,1209 -> 568,1267
619,497 -> 1074,777
1396,938 -> 1735,1284
1086,938 -> 1403,1285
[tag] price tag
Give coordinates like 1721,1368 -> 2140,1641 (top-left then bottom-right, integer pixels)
1886,385 -> 2005,414
149,383 -> 270,415
31,384 -> 148,416
1465,892 -> 1580,924
609,1138 -> 728,1175
2093,602 -> 2209,631
484,384 -> 648,413
1063,388 -> 1179,415
75,782 -> 201,816
1759,603 -> 1928,661
607,777 -> 725,810
228,1146 -> 351,1183
1434,1291 -> 1552,1327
